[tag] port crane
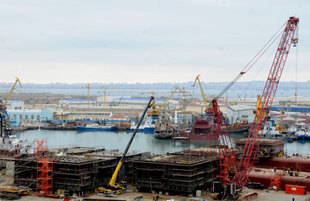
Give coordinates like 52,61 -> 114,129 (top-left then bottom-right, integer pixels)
193,75 -> 210,111
141,92 -> 160,117
158,86 -> 187,111
210,17 -> 299,199
98,96 -> 154,196
1,77 -> 22,109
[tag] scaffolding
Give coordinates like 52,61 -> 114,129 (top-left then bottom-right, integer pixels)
133,153 -> 218,194
14,148 -> 148,195
33,139 -> 47,157
36,158 -> 53,196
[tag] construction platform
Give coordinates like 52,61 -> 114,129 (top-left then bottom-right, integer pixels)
235,139 -> 284,158
14,147 -> 150,195
132,152 -> 218,195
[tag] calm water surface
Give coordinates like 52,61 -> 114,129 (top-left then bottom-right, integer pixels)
16,130 -> 310,156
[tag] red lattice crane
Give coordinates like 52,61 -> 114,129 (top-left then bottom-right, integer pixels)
211,16 -> 299,198
234,16 -> 299,189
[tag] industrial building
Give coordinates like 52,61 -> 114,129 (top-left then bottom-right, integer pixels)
7,107 -> 56,127
226,104 -> 255,125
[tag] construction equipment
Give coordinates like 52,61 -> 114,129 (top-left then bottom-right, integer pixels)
81,83 -> 92,106
0,185 -> 31,200
98,86 -> 117,106
141,92 -> 160,117
211,17 -> 299,199
158,86 -> 187,111
82,84 -> 116,106
193,75 -> 210,111
237,93 -> 247,104
98,96 -> 154,196
1,77 -> 22,109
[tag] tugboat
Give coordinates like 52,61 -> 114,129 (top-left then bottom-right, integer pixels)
154,110 -> 174,139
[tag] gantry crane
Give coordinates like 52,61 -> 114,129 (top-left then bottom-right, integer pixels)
211,17 -> 299,199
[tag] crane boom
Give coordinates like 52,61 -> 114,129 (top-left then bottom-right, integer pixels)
235,16 -> 299,188
159,86 -> 186,110
193,75 -> 209,110
3,78 -> 22,107
99,96 -> 154,195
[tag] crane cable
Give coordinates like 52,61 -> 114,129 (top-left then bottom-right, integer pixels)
238,40 -> 279,100
214,22 -> 286,100
295,24 -> 299,105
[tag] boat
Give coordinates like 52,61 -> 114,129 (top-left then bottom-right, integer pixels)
295,130 -> 307,140
178,119 -> 217,140
128,118 -> 155,133
77,123 -> 117,131
261,126 -> 283,140
228,120 -> 249,134
153,110 -> 174,139
154,130 -> 173,139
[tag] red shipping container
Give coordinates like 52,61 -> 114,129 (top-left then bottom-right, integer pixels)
285,185 -> 307,195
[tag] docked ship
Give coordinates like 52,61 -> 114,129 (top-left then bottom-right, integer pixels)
0,108 -> 33,157
178,119 -> 217,140
154,111 -> 174,139
77,123 -> 117,131
128,118 -> 155,133
227,120 -> 249,134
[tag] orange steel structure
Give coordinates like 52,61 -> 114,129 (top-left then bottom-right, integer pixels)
33,139 -> 47,157
36,158 -> 53,196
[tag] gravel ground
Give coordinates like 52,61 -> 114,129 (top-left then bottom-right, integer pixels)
15,189 -> 310,201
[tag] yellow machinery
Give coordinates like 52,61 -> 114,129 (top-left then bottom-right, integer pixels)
98,86 -> 117,106
158,86 -> 186,111
141,92 -> 160,116
1,78 -> 22,109
141,87 -> 187,117
276,104 -> 284,133
82,84 -> 116,106
0,185 -> 31,199
192,75 -> 210,111
81,83 -> 92,106
98,97 -> 154,196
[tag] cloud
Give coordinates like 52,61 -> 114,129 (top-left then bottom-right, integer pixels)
0,0 -> 309,83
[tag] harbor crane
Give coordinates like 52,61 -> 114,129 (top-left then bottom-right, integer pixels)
1,78 -> 22,110
193,75 -> 210,111
141,92 -> 160,117
97,86 -> 117,106
98,96 -> 154,196
158,86 -> 187,111
210,17 -> 299,199
81,84 -> 116,106
81,83 -> 93,106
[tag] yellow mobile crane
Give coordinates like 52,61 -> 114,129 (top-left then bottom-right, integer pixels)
98,97 -> 154,196
192,75 -> 211,112
1,78 -> 22,109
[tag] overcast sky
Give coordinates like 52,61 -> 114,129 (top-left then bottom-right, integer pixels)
0,0 -> 309,84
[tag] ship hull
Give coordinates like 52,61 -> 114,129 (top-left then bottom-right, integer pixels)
77,126 -> 117,131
